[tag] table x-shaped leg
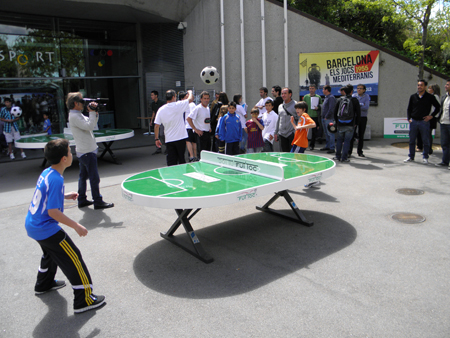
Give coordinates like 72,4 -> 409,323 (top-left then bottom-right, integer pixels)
160,208 -> 213,263
256,190 -> 314,227
98,141 -> 121,164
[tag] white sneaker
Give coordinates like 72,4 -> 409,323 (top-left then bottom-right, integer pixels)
403,157 -> 413,163
21,152 -> 26,159
422,158 -> 428,164
9,152 -> 15,160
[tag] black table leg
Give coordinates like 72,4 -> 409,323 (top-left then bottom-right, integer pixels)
160,208 -> 213,263
98,141 -> 121,164
256,190 -> 314,227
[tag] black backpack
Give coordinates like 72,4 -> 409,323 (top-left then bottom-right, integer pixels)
337,96 -> 354,123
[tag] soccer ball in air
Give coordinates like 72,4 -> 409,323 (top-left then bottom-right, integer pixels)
11,106 -> 22,118
200,66 -> 220,85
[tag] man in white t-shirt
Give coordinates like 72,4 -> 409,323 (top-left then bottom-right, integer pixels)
254,87 -> 273,118
183,92 -> 198,162
155,90 -> 193,166
187,91 -> 211,158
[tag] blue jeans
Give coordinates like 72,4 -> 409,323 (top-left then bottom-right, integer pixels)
440,123 -> 450,165
409,120 -> 430,159
240,129 -> 248,150
322,118 -> 335,150
78,152 -> 102,204
335,126 -> 354,160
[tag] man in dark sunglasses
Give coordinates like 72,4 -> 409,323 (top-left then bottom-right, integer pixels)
66,92 -> 114,210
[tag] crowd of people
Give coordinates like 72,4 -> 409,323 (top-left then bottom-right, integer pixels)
149,84 -> 374,167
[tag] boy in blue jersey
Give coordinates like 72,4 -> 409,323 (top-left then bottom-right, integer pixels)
218,101 -> 242,155
25,139 -> 105,314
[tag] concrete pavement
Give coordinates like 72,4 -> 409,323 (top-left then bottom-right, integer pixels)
0,138 -> 449,337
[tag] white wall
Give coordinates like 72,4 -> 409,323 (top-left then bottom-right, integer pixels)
183,0 -> 448,137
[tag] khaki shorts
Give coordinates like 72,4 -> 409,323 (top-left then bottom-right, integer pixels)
4,130 -> 21,143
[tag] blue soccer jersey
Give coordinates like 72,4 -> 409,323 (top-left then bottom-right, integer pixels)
25,168 -> 64,240
43,119 -> 52,135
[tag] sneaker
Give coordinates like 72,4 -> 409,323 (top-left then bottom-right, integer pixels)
189,157 -> 195,162
327,149 -> 335,154
21,152 -> 26,159
404,157 -> 413,163
342,158 -> 350,163
422,158 -> 428,165
320,147 -> 329,151
435,162 -> 448,167
332,156 -> 341,161
74,294 -> 106,314
358,153 -> 365,157
35,280 -> 66,295
9,152 -> 15,160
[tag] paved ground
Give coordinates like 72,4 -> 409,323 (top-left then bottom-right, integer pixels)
1,137 -> 449,338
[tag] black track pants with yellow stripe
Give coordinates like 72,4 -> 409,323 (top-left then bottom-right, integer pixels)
36,230 -> 94,308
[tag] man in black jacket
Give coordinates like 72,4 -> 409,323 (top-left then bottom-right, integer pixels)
333,85 -> 361,163
404,79 -> 440,164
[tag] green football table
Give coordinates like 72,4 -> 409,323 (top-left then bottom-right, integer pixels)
15,129 -> 134,165
122,151 -> 335,263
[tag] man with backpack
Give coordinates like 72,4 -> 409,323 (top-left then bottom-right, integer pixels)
333,85 -> 361,162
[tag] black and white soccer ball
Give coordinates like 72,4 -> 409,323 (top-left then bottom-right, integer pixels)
200,66 -> 220,85
11,106 -> 22,118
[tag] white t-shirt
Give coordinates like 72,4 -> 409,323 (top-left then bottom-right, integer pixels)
185,102 -> 196,129
262,110 -> 279,144
188,104 -> 211,132
255,97 -> 273,118
154,100 -> 190,142
235,105 -> 247,128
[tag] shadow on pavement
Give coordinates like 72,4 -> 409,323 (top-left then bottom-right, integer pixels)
133,211 -> 356,299
33,292 -> 102,338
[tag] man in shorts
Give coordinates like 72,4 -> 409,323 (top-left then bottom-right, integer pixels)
0,97 -> 26,160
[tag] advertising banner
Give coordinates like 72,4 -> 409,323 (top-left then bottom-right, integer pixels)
384,118 -> 410,138
299,50 -> 380,104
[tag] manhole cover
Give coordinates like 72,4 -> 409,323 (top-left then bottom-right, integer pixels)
391,142 -> 441,150
396,188 -> 424,195
391,213 -> 426,224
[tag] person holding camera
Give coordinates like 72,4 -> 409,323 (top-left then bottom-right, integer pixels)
67,92 -> 114,210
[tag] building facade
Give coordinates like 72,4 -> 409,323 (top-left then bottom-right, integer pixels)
1,0 -> 448,138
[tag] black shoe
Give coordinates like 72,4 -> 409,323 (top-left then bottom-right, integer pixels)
35,280 -> 66,295
435,162 -> 448,167
332,156 -> 341,161
342,158 -> 350,162
74,294 -> 106,314
327,149 -> 335,154
358,153 -> 365,157
152,149 -> 162,155
309,146 -> 314,151
94,202 -> 114,210
320,147 -> 329,151
78,200 -> 94,208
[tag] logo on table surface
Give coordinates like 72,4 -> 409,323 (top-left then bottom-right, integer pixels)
122,191 -> 133,201
237,189 -> 257,202
105,136 -> 116,141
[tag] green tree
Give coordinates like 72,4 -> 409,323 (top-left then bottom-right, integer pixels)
388,0 -> 444,79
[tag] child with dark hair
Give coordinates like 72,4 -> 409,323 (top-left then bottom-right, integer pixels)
25,139 -> 105,314
43,113 -> 52,135
290,101 -> 316,153
218,101 -> 242,155
245,108 -> 264,153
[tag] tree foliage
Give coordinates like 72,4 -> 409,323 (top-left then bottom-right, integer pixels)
281,0 -> 450,77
